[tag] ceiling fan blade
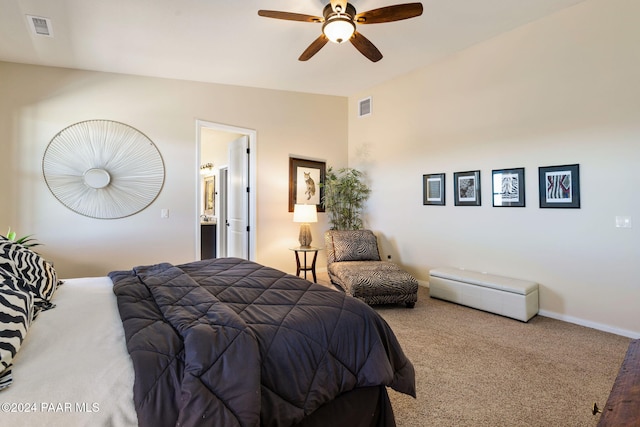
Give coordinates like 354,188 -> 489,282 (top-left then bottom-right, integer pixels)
355,3 -> 423,24
350,31 -> 383,62
258,10 -> 323,23
299,34 -> 329,61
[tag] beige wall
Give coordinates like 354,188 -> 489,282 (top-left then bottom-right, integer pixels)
348,0 -> 639,337
0,62 -> 347,277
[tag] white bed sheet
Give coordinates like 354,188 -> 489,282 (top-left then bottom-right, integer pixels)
1,277 -> 138,427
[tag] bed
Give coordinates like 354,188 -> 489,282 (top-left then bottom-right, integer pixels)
1,275 -> 137,426
1,250 -> 415,427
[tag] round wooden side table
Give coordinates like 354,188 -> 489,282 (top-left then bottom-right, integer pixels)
289,246 -> 321,283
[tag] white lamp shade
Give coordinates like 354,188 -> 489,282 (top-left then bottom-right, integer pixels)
293,204 -> 318,223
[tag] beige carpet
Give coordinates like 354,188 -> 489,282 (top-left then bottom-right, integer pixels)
315,273 -> 630,427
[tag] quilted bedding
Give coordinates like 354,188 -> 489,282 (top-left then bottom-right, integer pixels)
109,257 -> 415,427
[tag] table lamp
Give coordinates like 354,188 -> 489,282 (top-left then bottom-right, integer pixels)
293,204 -> 318,247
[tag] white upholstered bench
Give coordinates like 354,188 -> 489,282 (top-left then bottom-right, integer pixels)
428,267 -> 539,322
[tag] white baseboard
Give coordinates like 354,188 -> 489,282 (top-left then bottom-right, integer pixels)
538,309 -> 639,339
350,279 -> 638,338
423,280 -> 637,338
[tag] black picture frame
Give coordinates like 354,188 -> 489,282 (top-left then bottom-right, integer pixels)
454,170 -> 481,206
423,173 -> 446,205
492,168 -> 525,207
538,164 -> 580,208
288,157 -> 326,212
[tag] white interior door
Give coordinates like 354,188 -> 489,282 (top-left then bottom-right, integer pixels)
196,120 -> 256,262
227,136 -> 249,258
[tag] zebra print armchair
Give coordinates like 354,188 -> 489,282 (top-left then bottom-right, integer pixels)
325,230 -> 418,308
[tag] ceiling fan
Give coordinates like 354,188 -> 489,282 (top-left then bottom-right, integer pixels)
258,0 -> 423,62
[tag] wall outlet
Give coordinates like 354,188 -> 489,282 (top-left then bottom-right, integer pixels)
161,208 -> 169,219
615,216 -> 631,228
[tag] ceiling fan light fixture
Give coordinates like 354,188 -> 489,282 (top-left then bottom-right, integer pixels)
258,2 -> 423,62
322,16 -> 355,44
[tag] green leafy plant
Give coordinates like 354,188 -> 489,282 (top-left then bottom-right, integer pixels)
4,227 -> 41,248
322,167 -> 371,230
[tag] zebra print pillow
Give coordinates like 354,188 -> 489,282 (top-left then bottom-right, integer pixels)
0,269 -> 35,390
327,230 -> 381,263
0,236 -> 59,310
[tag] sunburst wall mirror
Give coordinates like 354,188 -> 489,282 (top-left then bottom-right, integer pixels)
42,120 -> 165,219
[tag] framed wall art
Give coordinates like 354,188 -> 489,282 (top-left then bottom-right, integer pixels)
289,157 -> 326,212
454,170 -> 481,206
538,164 -> 580,208
492,168 -> 525,207
423,173 -> 445,205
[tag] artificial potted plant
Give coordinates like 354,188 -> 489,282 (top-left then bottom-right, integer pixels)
4,227 -> 41,249
322,167 -> 371,230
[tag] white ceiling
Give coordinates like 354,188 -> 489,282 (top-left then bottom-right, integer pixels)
0,0 -> 587,97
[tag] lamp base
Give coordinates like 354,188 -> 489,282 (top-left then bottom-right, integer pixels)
298,223 -> 312,247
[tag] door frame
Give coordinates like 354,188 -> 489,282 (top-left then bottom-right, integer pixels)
195,120 -> 257,261
218,166 -> 228,257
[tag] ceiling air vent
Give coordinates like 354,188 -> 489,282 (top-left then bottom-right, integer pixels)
358,97 -> 372,118
27,15 -> 54,37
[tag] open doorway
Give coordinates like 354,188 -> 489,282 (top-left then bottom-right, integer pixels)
196,120 -> 256,261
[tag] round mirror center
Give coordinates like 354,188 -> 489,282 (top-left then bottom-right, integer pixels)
84,168 -> 111,189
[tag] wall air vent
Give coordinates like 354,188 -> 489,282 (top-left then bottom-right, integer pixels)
358,97 -> 372,118
27,15 -> 54,38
